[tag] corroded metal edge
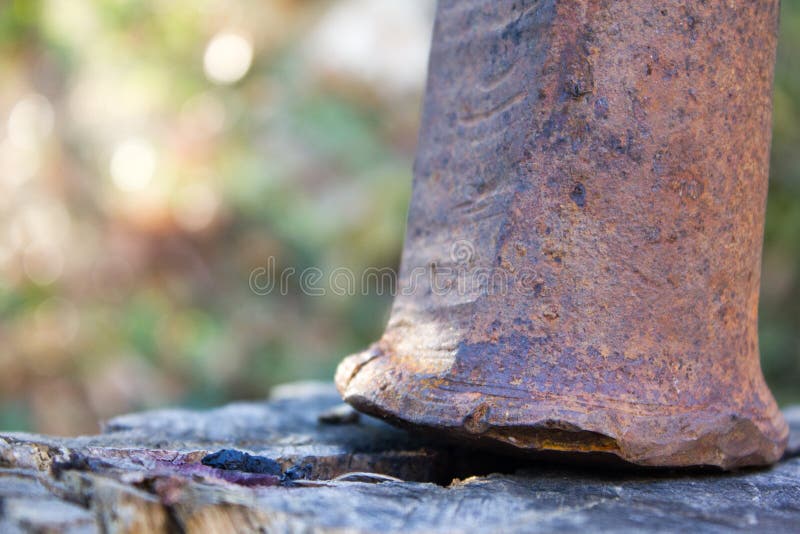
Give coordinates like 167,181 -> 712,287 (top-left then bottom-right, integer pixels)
337,347 -> 788,470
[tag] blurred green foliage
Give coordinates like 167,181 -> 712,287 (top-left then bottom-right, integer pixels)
0,0 -> 425,433
763,0 -> 800,404
0,0 -> 797,434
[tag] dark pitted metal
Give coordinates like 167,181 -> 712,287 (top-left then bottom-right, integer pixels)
336,0 -> 787,469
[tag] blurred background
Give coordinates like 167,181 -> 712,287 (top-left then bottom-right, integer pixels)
0,0 -> 797,435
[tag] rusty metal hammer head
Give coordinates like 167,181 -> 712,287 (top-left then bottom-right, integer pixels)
336,0 -> 788,468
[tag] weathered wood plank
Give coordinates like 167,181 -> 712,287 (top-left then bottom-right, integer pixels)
1,383 -> 798,533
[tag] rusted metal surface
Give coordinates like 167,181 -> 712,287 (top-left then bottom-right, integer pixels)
336,0 -> 787,468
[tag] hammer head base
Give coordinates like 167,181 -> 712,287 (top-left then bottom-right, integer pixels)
337,347 -> 788,470
336,0 -> 788,468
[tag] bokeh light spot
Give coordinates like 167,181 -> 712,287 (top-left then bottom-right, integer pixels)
0,140 -> 40,188
307,1 -> 433,96
23,243 -> 64,286
203,32 -> 253,85
110,139 -> 157,192
7,93 -> 54,149
173,182 -> 220,232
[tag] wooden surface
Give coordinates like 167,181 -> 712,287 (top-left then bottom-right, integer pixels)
1,382 -> 798,533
